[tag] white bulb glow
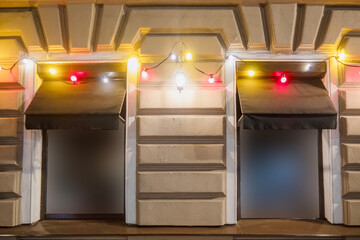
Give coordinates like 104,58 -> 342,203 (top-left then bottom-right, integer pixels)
102,76 -> 109,83
22,58 -> 29,64
128,57 -> 139,72
175,71 -> 186,92
305,64 -> 312,71
170,53 -> 176,60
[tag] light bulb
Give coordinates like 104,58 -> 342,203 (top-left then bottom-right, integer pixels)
338,52 -> 346,61
141,70 -> 148,80
22,58 -> 29,64
228,55 -> 235,60
49,68 -> 57,75
102,76 -> 109,83
248,70 -> 255,77
175,71 -> 186,92
185,52 -> 192,60
208,76 -> 215,83
280,74 -> 287,83
128,57 -> 139,72
170,53 -> 176,60
0,66 -> 2,71
70,75 -> 77,82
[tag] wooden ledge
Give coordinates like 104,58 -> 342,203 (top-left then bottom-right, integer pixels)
0,219 -> 360,238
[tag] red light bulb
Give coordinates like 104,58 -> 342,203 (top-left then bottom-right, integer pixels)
70,75 -> 77,82
280,74 -> 287,83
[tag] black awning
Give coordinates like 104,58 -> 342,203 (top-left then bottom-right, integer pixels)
237,78 -> 337,130
25,80 -> 126,130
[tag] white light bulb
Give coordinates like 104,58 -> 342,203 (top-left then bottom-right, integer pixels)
102,76 -> 109,83
22,58 -> 29,64
228,55 -> 235,60
175,71 -> 186,92
170,53 -> 176,60
128,57 -> 139,72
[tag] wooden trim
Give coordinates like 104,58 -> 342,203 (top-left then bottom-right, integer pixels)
314,6 -> 332,50
318,130 -> 325,219
45,214 -> 124,220
114,5 -> 130,50
58,5 -> 70,53
260,4 -> 271,51
292,4 -> 305,52
31,7 -> 48,52
233,6 -> 248,50
40,130 -> 47,220
91,4 -> 103,52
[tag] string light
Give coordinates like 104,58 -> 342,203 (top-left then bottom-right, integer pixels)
102,76 -> 109,83
128,57 -> 139,72
208,75 -> 215,83
22,58 -> 29,64
170,53 -> 176,60
280,74 -> 287,83
305,64 -> 312,71
49,68 -> 57,75
141,69 -> 148,80
248,70 -> 255,77
185,52 -> 192,60
70,75 -> 77,83
0,66 -> 2,71
175,71 -> 186,92
338,52 -> 346,61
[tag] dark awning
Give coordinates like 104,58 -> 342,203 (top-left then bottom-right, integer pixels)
25,80 -> 126,130
237,62 -> 337,130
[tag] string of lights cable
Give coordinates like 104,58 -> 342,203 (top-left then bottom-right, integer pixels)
0,42 -> 359,89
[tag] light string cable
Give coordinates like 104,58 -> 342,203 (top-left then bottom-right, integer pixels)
1,56 -> 38,71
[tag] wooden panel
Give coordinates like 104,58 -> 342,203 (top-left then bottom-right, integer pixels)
0,171 -> 21,194
340,89 -> 360,114
97,4 -> 123,51
67,4 -> 95,53
119,8 -> 243,50
343,199 -> 360,226
137,115 -> 225,138
241,5 -> 266,50
0,145 -> 19,167
38,5 -> 66,52
0,12 -> 42,51
0,90 -> 22,111
137,198 -> 226,225
340,116 -> 360,140
137,171 -> 226,194
342,171 -> 360,195
269,3 -> 296,52
298,5 -> 324,51
341,143 -> 360,166
0,117 -> 21,139
138,144 -> 225,166
138,88 -> 225,112
0,198 -> 20,226
129,237 -> 231,240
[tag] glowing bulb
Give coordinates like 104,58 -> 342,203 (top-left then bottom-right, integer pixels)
0,66 -> 2,71
248,70 -> 255,77
185,52 -> 192,60
280,74 -> 287,83
305,64 -> 312,71
22,58 -> 29,64
70,75 -> 77,82
49,68 -> 57,75
141,70 -> 148,80
102,76 -> 109,83
175,71 -> 186,92
170,53 -> 176,60
208,76 -> 215,83
338,52 -> 346,61
128,57 -> 139,72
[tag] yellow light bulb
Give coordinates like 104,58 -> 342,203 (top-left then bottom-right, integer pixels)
49,68 -> 57,75
338,52 -> 346,61
248,70 -> 255,77
185,52 -> 192,60
128,57 -> 139,72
